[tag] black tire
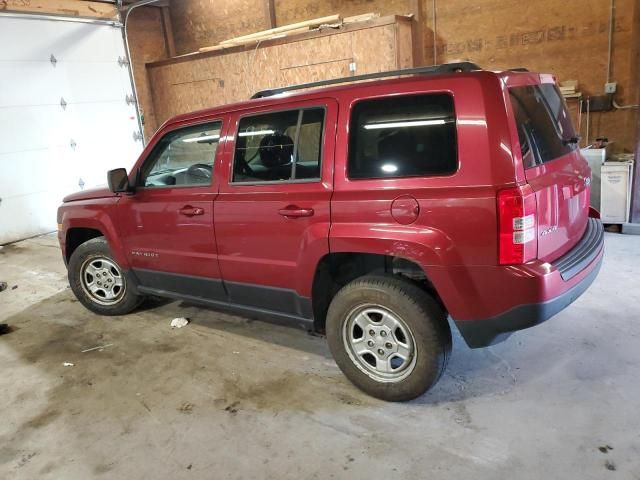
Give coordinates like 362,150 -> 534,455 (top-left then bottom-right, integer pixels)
68,237 -> 143,316
326,274 -> 451,401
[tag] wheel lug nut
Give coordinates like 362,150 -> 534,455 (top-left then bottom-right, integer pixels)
369,330 -> 375,336
380,331 -> 387,337
377,349 -> 384,355
367,340 -> 374,347
385,342 -> 392,349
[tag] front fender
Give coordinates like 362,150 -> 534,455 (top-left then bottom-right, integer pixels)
58,198 -> 129,269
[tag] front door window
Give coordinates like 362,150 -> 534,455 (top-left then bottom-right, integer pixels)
140,122 -> 222,188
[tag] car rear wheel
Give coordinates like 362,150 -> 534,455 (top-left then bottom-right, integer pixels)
326,274 -> 451,401
68,237 -> 143,315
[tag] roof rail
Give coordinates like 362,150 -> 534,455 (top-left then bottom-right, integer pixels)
251,62 -> 482,99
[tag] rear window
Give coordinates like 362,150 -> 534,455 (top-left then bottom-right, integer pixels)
509,84 -> 577,169
348,94 -> 457,179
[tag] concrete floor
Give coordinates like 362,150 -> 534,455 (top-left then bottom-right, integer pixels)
1,233 -> 639,479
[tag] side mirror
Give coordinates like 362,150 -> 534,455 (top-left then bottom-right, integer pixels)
107,168 -> 130,193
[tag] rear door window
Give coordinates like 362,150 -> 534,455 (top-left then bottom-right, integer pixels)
347,94 -> 457,179
232,107 -> 325,183
509,84 -> 577,168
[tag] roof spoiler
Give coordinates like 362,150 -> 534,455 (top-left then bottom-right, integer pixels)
250,62 -> 482,99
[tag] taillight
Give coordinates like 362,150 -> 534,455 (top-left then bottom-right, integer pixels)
497,185 -> 537,265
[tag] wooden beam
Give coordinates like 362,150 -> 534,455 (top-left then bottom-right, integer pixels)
219,14 -> 340,45
0,0 -> 119,19
629,0 -> 640,223
263,0 -> 276,29
160,6 -> 176,57
153,15 -> 409,68
409,0 -> 425,66
199,26 -> 310,53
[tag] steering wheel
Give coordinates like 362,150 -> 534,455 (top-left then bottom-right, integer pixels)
186,163 -> 213,180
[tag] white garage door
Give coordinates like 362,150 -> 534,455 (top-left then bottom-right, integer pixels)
0,13 -> 143,244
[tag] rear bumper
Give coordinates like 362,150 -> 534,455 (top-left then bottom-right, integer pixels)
452,218 -> 604,348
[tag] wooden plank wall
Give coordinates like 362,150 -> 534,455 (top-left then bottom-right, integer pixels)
127,7 -> 170,139
0,0 -> 118,19
424,0 -> 639,154
168,0 -> 270,56
145,17 -> 413,126
273,0 -> 410,26
163,0 -> 639,152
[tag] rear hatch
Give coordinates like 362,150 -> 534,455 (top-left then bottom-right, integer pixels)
508,82 -> 591,262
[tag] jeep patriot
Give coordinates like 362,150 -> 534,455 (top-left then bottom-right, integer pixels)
57,63 -> 604,401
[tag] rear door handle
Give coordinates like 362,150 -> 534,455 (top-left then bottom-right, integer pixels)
179,205 -> 204,216
278,206 -> 314,218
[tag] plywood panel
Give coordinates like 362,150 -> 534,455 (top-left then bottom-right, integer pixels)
147,19 -> 410,127
421,0 -> 638,151
169,0 -> 269,55
350,23 -> 397,75
162,0 -> 637,150
127,6 -> 169,139
396,19 -> 414,69
273,0 -> 410,26
1,0 -> 118,19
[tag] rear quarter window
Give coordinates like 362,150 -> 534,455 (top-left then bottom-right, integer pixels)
347,94 -> 457,179
509,84 -> 578,168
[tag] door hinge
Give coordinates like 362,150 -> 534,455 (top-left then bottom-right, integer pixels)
133,131 -> 143,142
60,97 -> 67,110
70,139 -> 77,150
118,56 -> 130,67
50,54 -> 57,67
125,94 -> 136,105
78,178 -> 85,190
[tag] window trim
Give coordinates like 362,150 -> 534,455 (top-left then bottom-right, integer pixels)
230,105 -> 327,186
346,92 -> 459,181
137,119 -> 224,190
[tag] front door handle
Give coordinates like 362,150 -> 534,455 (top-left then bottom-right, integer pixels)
278,206 -> 314,218
179,205 -> 204,216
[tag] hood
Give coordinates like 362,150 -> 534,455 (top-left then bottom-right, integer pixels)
63,186 -> 114,203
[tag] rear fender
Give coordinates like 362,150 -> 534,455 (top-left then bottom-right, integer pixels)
329,223 -> 466,315
329,223 -> 458,266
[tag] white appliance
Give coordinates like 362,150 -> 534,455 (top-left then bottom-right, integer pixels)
0,13 -> 143,244
581,146 -> 610,210
600,161 -> 633,224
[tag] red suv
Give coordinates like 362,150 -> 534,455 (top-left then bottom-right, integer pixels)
57,63 -> 603,401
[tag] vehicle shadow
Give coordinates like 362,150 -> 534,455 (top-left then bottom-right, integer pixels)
2,288 -> 554,408
169,301 -> 542,406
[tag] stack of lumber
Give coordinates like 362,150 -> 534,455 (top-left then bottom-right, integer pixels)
198,13 -> 380,54
559,80 -> 582,98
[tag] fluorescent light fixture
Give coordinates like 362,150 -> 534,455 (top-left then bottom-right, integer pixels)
458,119 -> 486,126
182,134 -> 220,143
381,163 -> 398,173
363,119 -> 446,130
239,129 -> 275,137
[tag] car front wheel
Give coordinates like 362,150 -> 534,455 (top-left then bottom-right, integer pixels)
68,237 -> 143,315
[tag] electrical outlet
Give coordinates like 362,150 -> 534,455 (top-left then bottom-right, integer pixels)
604,82 -> 617,94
